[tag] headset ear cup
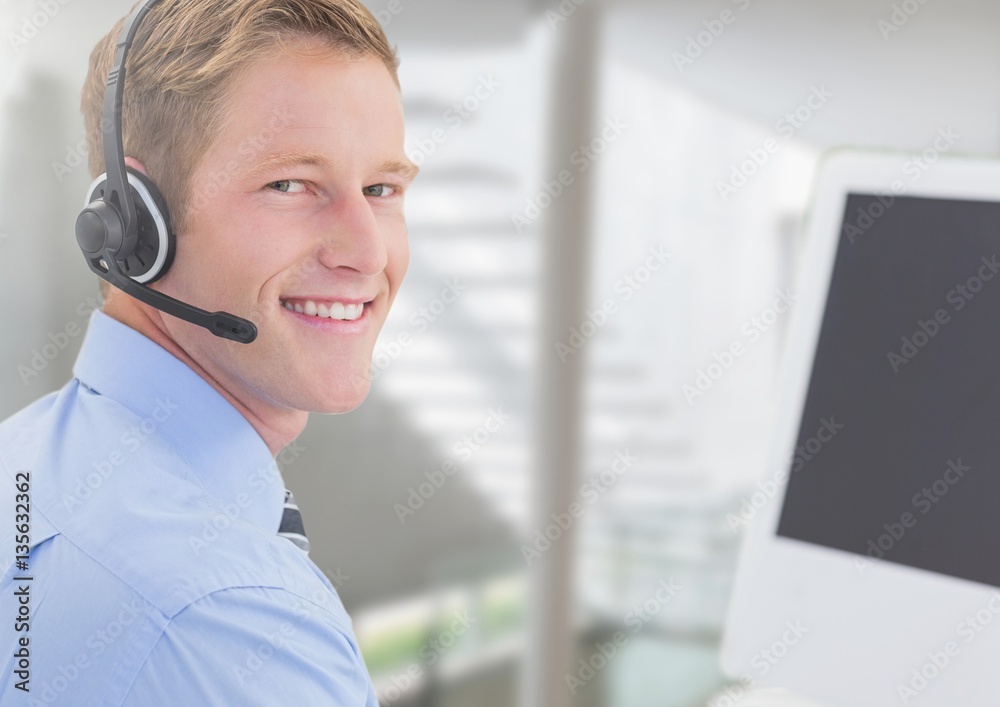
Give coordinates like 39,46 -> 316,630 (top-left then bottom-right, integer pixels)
84,167 -> 175,284
125,167 -> 175,284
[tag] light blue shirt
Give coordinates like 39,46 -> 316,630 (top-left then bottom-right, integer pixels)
0,310 -> 378,706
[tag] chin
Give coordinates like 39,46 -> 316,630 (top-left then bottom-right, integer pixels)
307,377 -> 373,414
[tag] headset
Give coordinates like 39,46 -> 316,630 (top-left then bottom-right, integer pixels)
74,0 -> 258,344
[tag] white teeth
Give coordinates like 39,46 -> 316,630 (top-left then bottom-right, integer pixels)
282,299 -> 366,321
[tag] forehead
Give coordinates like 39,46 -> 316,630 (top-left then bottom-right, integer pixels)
208,47 -> 407,170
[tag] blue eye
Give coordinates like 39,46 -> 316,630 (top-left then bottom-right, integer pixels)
268,180 -> 306,193
363,184 -> 397,198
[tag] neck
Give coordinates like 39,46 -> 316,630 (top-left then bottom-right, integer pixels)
102,292 -> 306,457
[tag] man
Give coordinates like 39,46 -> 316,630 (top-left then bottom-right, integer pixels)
1,0 -> 418,703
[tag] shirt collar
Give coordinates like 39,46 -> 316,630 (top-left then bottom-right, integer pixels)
73,309 -> 284,535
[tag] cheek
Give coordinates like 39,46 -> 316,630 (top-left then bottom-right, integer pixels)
197,208 -> 302,295
386,223 -> 410,287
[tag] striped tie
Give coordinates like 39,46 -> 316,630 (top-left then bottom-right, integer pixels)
278,488 -> 311,554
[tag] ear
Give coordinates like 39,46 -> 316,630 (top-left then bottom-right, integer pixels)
123,156 -> 149,177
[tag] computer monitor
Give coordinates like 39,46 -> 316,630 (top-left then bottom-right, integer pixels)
722,149 -> 1000,707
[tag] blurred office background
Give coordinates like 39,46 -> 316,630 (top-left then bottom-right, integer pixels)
2,1 -> 999,705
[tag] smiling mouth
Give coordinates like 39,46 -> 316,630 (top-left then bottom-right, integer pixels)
280,298 -> 369,321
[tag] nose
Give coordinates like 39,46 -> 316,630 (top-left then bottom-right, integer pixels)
315,191 -> 387,275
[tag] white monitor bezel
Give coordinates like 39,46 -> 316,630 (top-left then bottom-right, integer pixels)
721,148 -> 1000,707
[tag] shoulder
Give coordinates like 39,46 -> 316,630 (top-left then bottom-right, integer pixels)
1,379 -> 274,612
2,537 -> 371,705
120,584 -> 376,706
0,385 -> 65,468
0,377 -> 144,501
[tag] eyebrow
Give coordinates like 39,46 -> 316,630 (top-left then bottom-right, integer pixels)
379,159 -> 421,182
245,152 -> 420,182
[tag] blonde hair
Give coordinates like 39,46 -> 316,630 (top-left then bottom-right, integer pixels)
82,0 -> 400,239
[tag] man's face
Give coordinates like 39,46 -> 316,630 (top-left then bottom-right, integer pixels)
155,45 -> 416,415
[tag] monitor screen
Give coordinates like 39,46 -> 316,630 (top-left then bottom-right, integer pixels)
776,192 -> 1000,588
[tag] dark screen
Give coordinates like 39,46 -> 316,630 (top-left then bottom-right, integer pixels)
776,192 -> 1000,588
